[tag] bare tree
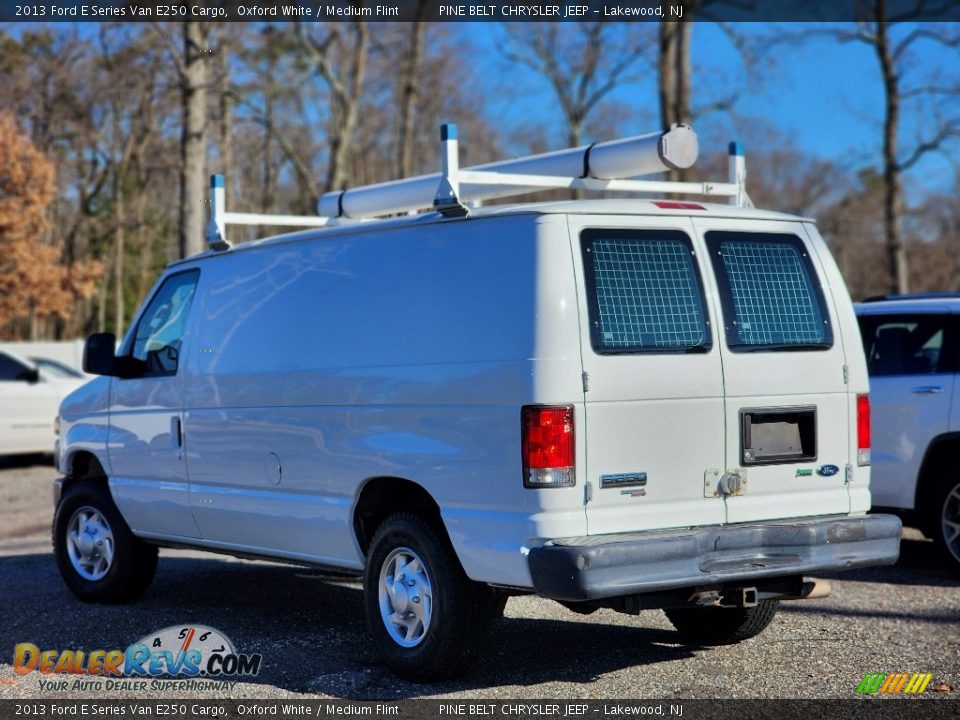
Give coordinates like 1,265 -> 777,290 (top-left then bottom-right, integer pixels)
295,20 -> 370,193
154,22 -> 212,259
501,23 -> 652,151
395,2 -> 430,179
819,12 -> 960,293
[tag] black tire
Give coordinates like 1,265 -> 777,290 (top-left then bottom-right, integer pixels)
363,513 -> 491,681
926,476 -> 960,575
53,479 -> 158,603
664,600 -> 779,645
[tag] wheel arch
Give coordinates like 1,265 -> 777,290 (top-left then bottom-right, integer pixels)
915,432 -> 960,530
63,450 -> 109,494
352,476 -> 448,558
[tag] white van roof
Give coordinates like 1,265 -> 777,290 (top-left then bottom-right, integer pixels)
172,200 -> 812,268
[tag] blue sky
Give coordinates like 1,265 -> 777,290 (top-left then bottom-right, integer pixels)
467,21 -> 960,199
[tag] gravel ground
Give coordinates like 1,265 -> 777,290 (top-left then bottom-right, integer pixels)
1,458 -> 958,700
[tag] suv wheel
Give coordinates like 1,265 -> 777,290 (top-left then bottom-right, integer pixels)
664,600 -> 779,645
53,480 -> 158,603
363,514 -> 491,681
932,477 -> 960,575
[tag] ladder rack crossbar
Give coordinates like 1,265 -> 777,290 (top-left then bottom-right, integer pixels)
455,170 -> 739,197
222,212 -> 335,228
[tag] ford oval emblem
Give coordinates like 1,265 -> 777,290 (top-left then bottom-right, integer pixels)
817,464 -> 840,477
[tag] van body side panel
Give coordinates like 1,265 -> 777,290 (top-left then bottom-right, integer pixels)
568,215 -> 727,535
692,218 -> 851,523
803,223 -> 871,513
182,216 -> 570,584
443,216 -> 587,584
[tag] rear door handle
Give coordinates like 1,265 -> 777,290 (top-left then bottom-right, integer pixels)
911,386 -> 944,394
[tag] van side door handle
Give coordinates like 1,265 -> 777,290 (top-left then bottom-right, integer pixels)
911,386 -> 943,394
171,416 -> 183,451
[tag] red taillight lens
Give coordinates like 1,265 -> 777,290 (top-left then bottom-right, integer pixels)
857,394 -> 871,466
522,405 -> 575,488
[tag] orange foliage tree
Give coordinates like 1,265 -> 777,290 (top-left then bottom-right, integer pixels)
0,113 -> 101,339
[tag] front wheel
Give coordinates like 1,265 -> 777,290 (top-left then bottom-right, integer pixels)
363,514 -> 491,681
664,600 -> 779,645
53,480 -> 158,603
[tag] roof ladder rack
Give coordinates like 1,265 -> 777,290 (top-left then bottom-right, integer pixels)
205,123 -> 753,251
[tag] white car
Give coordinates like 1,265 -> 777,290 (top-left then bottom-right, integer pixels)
0,349 -> 85,457
54,126 -> 901,680
856,294 -> 960,574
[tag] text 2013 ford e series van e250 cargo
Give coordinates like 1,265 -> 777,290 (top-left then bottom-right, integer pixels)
53,126 -> 901,680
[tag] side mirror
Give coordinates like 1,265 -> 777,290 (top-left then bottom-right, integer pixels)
17,368 -> 40,383
83,333 -> 118,376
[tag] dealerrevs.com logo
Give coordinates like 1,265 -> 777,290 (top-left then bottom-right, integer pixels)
13,625 -> 262,691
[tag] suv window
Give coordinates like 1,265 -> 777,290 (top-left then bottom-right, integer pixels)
859,314 -> 954,376
129,270 -> 200,376
580,229 -> 712,354
706,231 -> 833,352
0,352 -> 33,382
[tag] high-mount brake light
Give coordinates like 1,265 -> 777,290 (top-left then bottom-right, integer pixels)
522,405 -> 575,488
653,201 -> 706,210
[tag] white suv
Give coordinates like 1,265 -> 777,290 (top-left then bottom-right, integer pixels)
856,294 -> 960,573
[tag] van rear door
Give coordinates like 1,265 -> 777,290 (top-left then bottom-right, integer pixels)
692,218 -> 851,523
569,216 -> 727,535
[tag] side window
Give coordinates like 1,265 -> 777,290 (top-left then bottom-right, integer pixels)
580,229 -> 712,354
705,231 -> 833,352
858,314 -> 952,377
0,353 -> 33,382
129,270 -> 200,377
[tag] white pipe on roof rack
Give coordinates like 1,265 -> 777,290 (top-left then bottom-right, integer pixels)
319,124 -> 698,220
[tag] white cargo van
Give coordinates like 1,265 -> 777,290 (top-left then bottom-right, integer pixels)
54,126 -> 901,680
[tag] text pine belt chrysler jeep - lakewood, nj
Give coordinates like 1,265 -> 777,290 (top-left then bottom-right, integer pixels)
53,125 -> 901,680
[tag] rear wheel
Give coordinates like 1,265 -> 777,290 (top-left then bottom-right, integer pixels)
363,514 -> 491,681
930,477 -> 960,575
664,600 -> 779,645
53,480 -> 158,603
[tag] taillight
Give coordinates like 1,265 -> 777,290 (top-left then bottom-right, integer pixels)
857,394 -> 871,466
521,405 -> 575,488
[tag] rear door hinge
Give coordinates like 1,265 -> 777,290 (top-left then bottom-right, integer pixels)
842,365 -> 849,384
584,481 -> 593,504
845,463 -> 853,485
582,371 -> 590,393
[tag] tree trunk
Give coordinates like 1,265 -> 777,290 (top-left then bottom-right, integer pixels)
674,20 -> 692,182
396,7 -> 427,179
876,15 -> 909,294
658,16 -> 693,182
114,190 -> 125,338
178,22 -> 209,259
218,39 -> 235,209
658,23 -> 677,130
326,22 -> 369,192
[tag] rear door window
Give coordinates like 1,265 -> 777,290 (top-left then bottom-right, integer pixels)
858,314 -> 956,376
580,229 -> 711,354
705,231 -> 832,352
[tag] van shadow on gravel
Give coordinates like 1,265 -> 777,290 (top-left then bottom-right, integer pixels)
1,552 -> 696,698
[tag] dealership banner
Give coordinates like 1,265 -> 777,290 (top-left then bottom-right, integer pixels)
2,0 -> 959,23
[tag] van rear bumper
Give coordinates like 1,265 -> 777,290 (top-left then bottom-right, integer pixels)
527,514 -> 901,602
